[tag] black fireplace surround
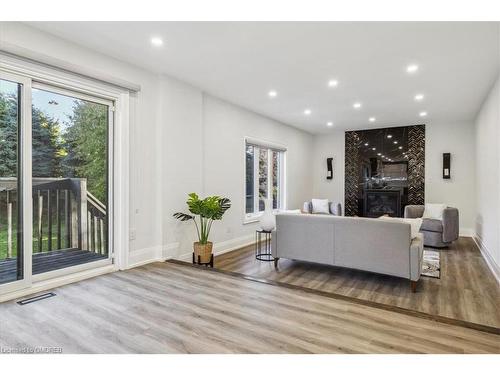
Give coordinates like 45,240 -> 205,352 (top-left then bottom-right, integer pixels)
344,125 -> 425,218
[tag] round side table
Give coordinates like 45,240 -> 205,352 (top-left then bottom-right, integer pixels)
255,230 -> 273,261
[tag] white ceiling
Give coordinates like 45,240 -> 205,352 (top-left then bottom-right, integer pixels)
28,22 -> 499,134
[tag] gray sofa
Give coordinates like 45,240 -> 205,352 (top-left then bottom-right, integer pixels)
271,214 -> 424,291
404,205 -> 459,248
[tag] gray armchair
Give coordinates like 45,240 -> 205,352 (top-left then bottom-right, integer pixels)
404,205 -> 459,248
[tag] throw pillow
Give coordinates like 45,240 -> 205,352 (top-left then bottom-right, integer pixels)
311,199 -> 330,214
423,203 -> 447,220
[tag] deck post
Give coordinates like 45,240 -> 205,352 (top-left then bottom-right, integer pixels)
47,190 -> 52,251
94,216 -> 98,254
65,190 -> 70,248
79,179 -> 88,251
70,190 -> 79,249
100,218 -> 105,254
56,190 -> 61,250
38,191 -> 43,253
7,190 -> 12,258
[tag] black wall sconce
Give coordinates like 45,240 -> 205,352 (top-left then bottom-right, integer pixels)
327,157 -> 333,180
443,153 -> 451,179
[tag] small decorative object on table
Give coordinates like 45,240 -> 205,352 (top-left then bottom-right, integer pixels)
255,230 -> 273,261
173,193 -> 231,268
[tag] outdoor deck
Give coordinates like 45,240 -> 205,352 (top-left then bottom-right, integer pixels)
0,249 -> 107,284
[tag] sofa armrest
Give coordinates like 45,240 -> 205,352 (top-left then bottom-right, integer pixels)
404,205 -> 424,219
409,233 -> 424,281
442,207 -> 459,243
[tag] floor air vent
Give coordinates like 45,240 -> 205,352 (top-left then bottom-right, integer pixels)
17,292 -> 56,305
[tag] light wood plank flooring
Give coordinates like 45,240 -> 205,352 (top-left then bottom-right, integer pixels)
214,237 -> 500,329
0,261 -> 498,353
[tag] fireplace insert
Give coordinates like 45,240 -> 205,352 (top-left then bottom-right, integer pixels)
363,189 -> 402,217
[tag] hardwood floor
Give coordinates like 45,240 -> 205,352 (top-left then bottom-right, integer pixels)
0,261 -> 498,353
214,237 -> 500,329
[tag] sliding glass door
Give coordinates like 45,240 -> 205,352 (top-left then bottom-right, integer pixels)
31,84 -> 111,276
0,69 -> 113,293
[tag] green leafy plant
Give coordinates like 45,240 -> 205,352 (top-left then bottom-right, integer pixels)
173,193 -> 231,244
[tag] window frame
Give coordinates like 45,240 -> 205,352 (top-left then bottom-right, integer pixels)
243,137 -> 286,224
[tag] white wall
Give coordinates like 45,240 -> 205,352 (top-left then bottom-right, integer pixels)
311,122 -> 476,235
0,23 -> 164,265
202,95 -> 313,247
161,88 -> 314,259
425,121 -> 476,234
474,75 -> 500,280
311,130 -> 345,205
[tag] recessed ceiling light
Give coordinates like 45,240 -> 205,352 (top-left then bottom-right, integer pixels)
377,153 -> 381,156
398,146 -> 403,150
414,94 -> 424,101
406,64 -> 419,73
151,37 -> 163,46
364,143 -> 369,146
328,80 -> 338,87
419,111 -> 428,117
369,117 -> 376,123
393,141 -> 398,144
304,109 -> 312,115
268,90 -> 277,98
371,147 -> 376,151
327,121 -> 333,127
353,102 -> 362,109
387,134 -> 393,139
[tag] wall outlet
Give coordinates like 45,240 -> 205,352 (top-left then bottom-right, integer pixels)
129,228 -> 136,241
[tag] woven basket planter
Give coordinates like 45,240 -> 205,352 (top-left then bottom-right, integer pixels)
193,241 -> 213,264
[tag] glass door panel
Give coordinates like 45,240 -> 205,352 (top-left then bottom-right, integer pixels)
31,86 -> 110,275
0,78 -> 23,285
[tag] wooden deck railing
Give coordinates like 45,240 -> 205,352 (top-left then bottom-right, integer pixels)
0,177 -> 107,259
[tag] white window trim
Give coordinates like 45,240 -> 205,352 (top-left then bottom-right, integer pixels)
243,137 -> 287,224
0,55 -> 130,300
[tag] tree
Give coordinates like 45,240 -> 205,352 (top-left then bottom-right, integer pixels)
0,92 -> 19,178
32,107 -> 64,178
62,100 -> 107,204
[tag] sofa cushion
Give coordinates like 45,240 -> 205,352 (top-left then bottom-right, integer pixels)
312,199 -> 330,214
421,218 -> 443,233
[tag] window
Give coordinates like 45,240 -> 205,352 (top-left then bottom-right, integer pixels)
245,139 -> 285,219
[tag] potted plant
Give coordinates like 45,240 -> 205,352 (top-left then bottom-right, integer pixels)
173,193 -> 231,265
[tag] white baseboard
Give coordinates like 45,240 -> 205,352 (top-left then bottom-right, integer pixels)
459,228 -> 474,237
127,245 -> 164,269
473,235 -> 500,285
176,234 -> 254,262
0,264 -> 115,303
163,242 -> 180,259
